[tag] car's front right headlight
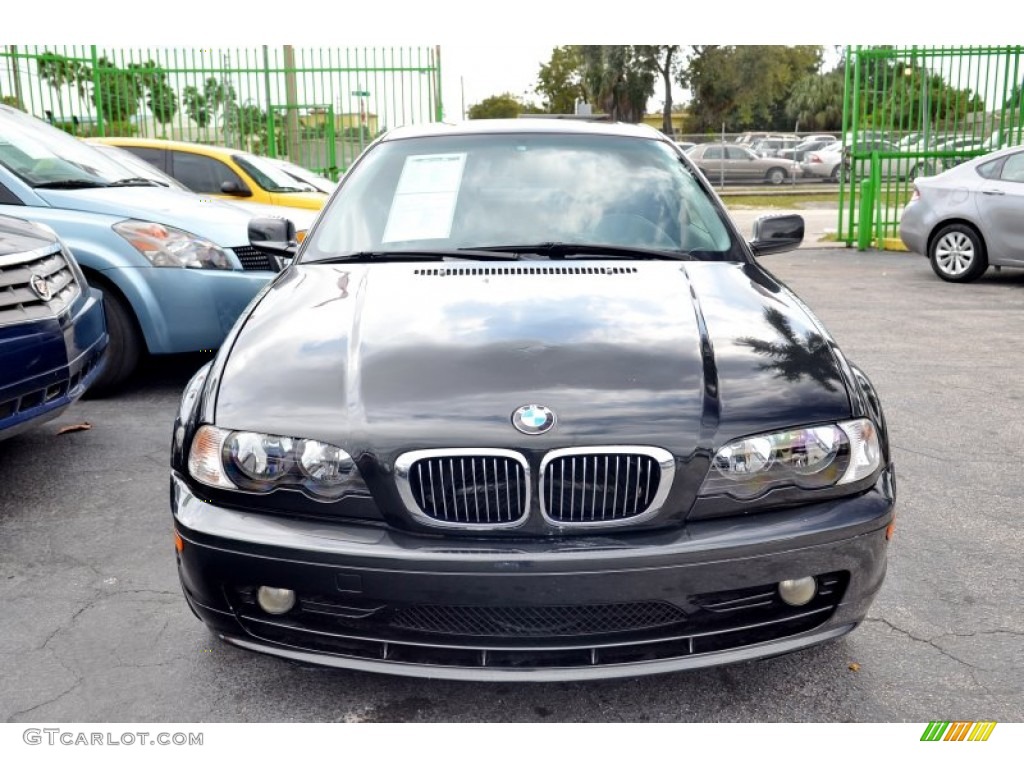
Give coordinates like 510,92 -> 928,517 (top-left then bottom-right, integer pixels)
698,418 -> 882,500
187,425 -> 368,501
114,220 -> 233,269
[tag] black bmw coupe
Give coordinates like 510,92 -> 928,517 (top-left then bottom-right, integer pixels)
170,119 -> 895,680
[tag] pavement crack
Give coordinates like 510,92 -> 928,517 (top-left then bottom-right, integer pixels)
863,617 -> 998,699
5,676 -> 83,722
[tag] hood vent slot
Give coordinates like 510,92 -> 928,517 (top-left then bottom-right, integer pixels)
413,266 -> 638,277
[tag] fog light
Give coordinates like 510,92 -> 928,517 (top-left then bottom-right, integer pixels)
257,586 -> 296,615
778,577 -> 817,607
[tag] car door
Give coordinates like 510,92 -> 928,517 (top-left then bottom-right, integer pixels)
168,150 -> 250,198
974,151 -> 1024,264
727,146 -> 760,181
700,145 -> 728,182
122,145 -> 169,174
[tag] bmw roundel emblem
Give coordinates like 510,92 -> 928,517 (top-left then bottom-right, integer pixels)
512,404 -> 555,435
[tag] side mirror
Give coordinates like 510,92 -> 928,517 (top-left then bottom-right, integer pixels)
220,180 -> 252,197
249,217 -> 298,259
749,214 -> 804,257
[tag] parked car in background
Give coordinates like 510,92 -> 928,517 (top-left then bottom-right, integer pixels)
86,140 -> 320,238
171,119 -> 894,681
801,141 -> 844,182
801,134 -> 837,144
688,142 -> 800,184
900,145 -> 1024,282
841,140 -> 926,180
750,136 -> 803,158
674,140 -> 696,154
0,214 -> 107,439
778,139 -> 833,163
0,104 -> 292,392
267,157 -> 338,195
89,137 -> 330,211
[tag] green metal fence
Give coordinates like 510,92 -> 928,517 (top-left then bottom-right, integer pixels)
840,45 -> 1024,248
0,45 -> 443,179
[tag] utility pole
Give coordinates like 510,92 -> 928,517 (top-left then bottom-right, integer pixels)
283,45 -> 300,162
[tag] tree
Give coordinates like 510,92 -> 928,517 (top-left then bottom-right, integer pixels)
91,56 -> 141,124
182,76 -> 237,131
787,69 -> 844,131
680,46 -> 823,132
36,51 -> 90,121
582,46 -> 658,123
652,46 -> 681,134
535,46 -> 588,114
467,93 -> 541,119
128,60 -> 178,129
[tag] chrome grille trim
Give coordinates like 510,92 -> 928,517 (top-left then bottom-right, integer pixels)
539,446 -> 675,528
395,448 -> 531,530
0,244 -> 81,327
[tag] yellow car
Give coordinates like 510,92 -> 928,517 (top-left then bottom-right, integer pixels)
89,137 -> 329,211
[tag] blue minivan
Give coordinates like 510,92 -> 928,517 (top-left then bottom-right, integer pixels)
0,214 -> 107,439
0,105 -> 291,392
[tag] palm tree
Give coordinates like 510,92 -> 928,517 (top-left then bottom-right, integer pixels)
36,51 -> 90,123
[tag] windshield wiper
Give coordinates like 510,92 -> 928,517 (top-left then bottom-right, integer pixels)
312,249 -> 522,263
467,242 -> 696,261
108,177 -> 162,187
33,179 -> 110,189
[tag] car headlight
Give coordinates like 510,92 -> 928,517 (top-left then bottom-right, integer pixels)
187,425 -> 367,501
113,220 -> 233,269
699,418 -> 881,500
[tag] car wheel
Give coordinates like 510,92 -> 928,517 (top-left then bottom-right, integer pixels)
829,165 -> 840,183
765,168 -> 787,185
84,285 -> 142,396
929,224 -> 988,283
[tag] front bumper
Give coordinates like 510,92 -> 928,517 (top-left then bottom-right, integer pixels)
0,287 -> 107,440
171,468 -> 895,681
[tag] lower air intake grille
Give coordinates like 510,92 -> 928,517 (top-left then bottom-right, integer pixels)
232,246 -> 275,271
389,602 -> 688,637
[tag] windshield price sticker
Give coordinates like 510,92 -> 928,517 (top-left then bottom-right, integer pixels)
382,153 -> 466,242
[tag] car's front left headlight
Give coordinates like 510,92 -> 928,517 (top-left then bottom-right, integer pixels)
114,220 -> 233,269
698,418 -> 882,500
187,425 -> 368,501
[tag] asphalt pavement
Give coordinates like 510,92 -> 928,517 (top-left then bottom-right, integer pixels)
1,247 -> 1022,722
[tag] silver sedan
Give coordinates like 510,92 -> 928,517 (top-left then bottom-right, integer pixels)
899,145 -> 1024,282
686,143 -> 801,185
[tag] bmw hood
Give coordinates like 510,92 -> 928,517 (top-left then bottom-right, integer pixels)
214,260 -> 853,457
35,187 -> 255,246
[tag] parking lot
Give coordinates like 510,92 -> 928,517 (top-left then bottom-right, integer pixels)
2,246 -> 1022,723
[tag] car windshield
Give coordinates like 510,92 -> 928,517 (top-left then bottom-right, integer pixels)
0,108 -> 140,187
301,132 -> 740,263
232,152 -> 309,193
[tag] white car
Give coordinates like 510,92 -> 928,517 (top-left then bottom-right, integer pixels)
801,141 -> 843,182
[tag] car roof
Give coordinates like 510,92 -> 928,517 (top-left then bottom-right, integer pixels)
89,136 -> 252,158
380,119 -> 666,142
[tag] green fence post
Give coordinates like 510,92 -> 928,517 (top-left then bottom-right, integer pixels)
326,105 -> 337,180
871,152 -> 885,246
857,176 -> 874,251
90,45 -> 104,136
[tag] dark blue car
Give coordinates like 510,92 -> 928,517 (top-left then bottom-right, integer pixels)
0,214 -> 107,440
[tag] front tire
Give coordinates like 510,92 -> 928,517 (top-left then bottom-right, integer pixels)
829,165 -> 840,183
85,285 -> 142,396
765,168 -> 787,185
929,224 -> 988,283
